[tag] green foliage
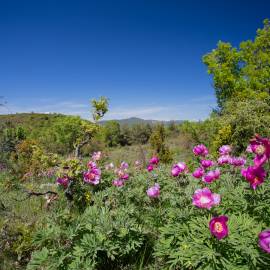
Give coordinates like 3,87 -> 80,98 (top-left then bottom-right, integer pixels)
91,96 -> 109,122
150,124 -> 173,164
203,19 -> 270,110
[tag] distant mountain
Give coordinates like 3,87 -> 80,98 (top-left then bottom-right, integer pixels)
100,117 -> 184,126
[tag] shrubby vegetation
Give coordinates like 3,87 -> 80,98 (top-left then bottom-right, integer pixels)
1,20 -> 270,269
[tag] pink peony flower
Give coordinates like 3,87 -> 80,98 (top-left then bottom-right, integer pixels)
219,145 -> 232,156
209,216 -> 229,240
202,169 -> 220,183
241,166 -> 266,190
56,176 -> 69,188
192,167 -> 204,178
201,159 -> 214,168
117,169 -> 129,180
250,134 -> 270,168
147,183 -> 160,198
149,156 -> 159,165
112,179 -> 124,187
120,161 -> 129,169
83,167 -> 101,185
171,162 -> 187,177
192,188 -> 220,209
147,164 -> 154,172
229,157 -> 246,167
193,144 -> 209,157
259,230 -> 270,254
217,155 -> 230,165
87,161 -> 97,169
92,151 -> 101,161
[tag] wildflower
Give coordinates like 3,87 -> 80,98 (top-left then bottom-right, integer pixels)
201,159 -> 214,168
217,155 -> 230,165
209,216 -> 229,240
92,151 -> 101,161
193,144 -> 208,157
147,183 -> 160,198
259,230 -> 270,254
117,169 -> 129,180
56,176 -> 69,188
192,167 -> 204,178
87,161 -> 97,169
149,156 -> 159,165
202,169 -> 220,183
192,188 -> 220,209
147,164 -> 154,172
241,166 -> 266,190
171,162 -> 187,177
219,145 -> 231,156
250,134 -> 270,167
120,161 -> 129,169
229,157 -> 246,167
112,179 -> 124,187
83,167 -> 101,185
135,160 -> 141,166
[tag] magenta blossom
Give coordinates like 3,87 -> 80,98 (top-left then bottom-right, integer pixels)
241,166 -> 266,190
229,157 -> 246,167
112,179 -> 124,187
87,161 -> 97,170
193,144 -> 209,157
56,176 -> 69,188
201,159 -> 214,168
250,134 -> 270,167
147,164 -> 154,172
120,161 -> 129,169
209,216 -> 229,240
203,169 -> 220,183
259,230 -> 270,254
92,151 -> 101,161
217,155 -> 230,165
83,167 -> 101,185
147,183 -> 160,198
149,156 -> 159,165
219,145 -> 231,156
117,169 -> 129,180
192,188 -> 220,209
171,162 -> 187,177
192,167 -> 204,179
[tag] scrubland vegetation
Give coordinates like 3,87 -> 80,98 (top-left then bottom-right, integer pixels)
1,20 -> 270,269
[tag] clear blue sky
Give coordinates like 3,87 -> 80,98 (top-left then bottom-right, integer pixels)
0,0 -> 269,120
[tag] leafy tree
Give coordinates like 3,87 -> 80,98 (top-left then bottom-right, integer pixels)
103,121 -> 121,147
203,19 -> 270,110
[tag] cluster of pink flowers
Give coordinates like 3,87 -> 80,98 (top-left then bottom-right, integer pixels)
192,187 -> 220,209
241,135 -> 269,190
83,161 -> 101,185
92,151 -> 102,161
147,156 -> 159,172
191,144 -> 220,184
112,161 -> 130,187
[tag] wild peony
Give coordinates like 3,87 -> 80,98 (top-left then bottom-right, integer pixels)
217,155 -> 230,165
193,144 -> 209,157
202,169 -> 220,183
229,157 -> 246,167
56,176 -> 69,188
147,164 -> 154,172
259,230 -> 270,254
209,216 -> 229,240
147,183 -> 160,198
250,134 -> 270,167
83,167 -> 101,185
112,179 -> 124,187
219,145 -> 231,156
120,161 -> 129,169
117,169 -> 129,180
201,159 -> 214,168
149,156 -> 159,165
92,151 -> 101,161
171,162 -> 187,177
192,167 -> 204,178
192,188 -> 220,209
241,166 -> 266,190
87,161 -> 97,170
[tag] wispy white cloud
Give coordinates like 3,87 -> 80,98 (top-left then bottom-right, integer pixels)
0,97 -> 217,121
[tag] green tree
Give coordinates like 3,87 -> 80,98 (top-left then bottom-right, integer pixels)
203,19 -> 270,110
103,121 -> 121,147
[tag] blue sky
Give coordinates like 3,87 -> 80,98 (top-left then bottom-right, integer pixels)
0,0 -> 269,120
